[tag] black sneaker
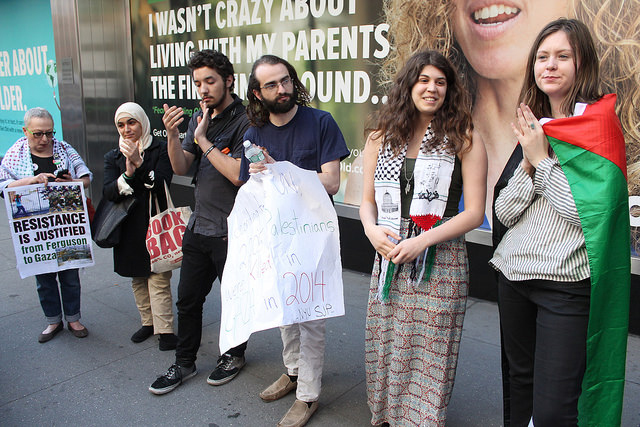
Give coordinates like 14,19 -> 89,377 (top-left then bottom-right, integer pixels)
149,363 -> 197,395
207,354 -> 245,386
131,325 -> 154,343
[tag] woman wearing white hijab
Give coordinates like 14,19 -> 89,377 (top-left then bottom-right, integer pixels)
103,102 -> 177,350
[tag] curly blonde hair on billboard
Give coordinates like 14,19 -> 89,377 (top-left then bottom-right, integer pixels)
574,0 -> 640,196
381,0 -> 457,87
382,0 -> 640,194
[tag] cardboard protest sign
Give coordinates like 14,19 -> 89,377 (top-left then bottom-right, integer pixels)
220,161 -> 344,354
4,182 -> 94,278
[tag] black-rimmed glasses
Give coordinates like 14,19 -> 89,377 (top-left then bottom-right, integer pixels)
27,129 -> 56,139
260,76 -> 292,92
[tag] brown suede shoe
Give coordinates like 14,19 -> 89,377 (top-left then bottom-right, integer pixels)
259,373 -> 297,402
277,399 -> 318,427
38,322 -> 63,343
67,323 -> 88,338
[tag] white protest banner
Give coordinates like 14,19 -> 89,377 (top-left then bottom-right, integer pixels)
220,161 -> 344,354
4,182 -> 94,278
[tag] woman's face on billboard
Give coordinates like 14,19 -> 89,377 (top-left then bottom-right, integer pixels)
452,0 -> 571,81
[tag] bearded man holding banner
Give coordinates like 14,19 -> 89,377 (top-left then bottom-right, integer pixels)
240,55 -> 349,427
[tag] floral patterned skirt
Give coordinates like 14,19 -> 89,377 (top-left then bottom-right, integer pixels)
365,218 -> 469,426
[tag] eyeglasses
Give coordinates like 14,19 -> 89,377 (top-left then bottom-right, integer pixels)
260,76 -> 292,92
27,129 -> 56,139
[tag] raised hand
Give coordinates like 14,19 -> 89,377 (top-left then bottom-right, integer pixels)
511,103 -> 549,168
162,103 -> 184,139
194,101 -> 209,143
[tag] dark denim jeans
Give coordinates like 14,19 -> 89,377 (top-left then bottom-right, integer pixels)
175,228 -> 246,367
36,268 -> 81,324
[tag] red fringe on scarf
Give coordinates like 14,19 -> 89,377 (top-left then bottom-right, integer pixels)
410,214 -> 441,232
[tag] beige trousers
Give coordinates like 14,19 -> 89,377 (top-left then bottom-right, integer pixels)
280,319 -> 326,402
131,271 -> 174,334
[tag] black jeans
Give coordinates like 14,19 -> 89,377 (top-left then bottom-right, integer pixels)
498,273 -> 590,427
175,228 -> 247,367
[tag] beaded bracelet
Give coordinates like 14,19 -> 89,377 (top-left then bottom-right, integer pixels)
203,145 -> 215,158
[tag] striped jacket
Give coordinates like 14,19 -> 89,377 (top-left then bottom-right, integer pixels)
489,153 -> 589,282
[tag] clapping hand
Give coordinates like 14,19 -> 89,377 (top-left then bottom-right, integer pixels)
120,138 -> 142,177
162,103 -> 184,139
194,101 -> 209,144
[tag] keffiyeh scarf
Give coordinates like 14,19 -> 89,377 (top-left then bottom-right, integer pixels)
0,137 -> 91,193
374,126 -> 455,302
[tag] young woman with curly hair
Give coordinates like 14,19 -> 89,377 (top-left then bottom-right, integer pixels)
360,50 -> 486,426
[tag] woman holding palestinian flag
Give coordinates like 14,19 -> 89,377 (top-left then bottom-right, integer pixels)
490,18 -> 630,426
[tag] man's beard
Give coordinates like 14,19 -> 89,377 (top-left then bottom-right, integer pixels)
261,89 -> 297,114
202,86 -> 229,111
204,95 -> 225,111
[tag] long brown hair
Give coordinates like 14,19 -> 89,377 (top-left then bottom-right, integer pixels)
373,50 -> 472,155
519,19 -> 601,118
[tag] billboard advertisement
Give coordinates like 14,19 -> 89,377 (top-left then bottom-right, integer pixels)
382,0 -> 640,250
0,0 -> 62,155
130,0 -> 640,252
130,0 -> 388,206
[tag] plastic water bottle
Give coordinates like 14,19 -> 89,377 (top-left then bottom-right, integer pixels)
243,140 -> 265,163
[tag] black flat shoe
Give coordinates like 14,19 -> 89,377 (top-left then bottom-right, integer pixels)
131,325 -> 154,343
67,323 -> 88,338
38,323 -> 63,343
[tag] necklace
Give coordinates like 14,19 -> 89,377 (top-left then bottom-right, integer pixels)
403,158 -> 414,195
404,128 -> 428,196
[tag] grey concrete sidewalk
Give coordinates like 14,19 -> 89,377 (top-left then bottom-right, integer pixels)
0,207 -> 638,426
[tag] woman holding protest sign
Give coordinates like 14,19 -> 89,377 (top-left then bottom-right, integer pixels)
0,107 -> 92,343
359,50 -> 486,426
103,102 -> 177,350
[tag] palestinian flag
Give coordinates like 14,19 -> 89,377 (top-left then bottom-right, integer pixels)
543,94 -> 630,427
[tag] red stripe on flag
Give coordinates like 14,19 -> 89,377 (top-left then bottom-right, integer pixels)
542,94 -> 627,179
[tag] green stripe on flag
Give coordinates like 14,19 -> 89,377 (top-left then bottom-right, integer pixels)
549,136 -> 630,427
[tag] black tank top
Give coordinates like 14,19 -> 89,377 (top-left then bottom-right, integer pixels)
400,156 -> 462,219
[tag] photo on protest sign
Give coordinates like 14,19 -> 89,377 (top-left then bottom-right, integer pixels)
4,182 -> 94,278
219,161 -> 344,354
